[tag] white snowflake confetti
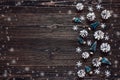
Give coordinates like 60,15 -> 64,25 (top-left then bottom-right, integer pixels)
73,25 -> 78,31
3,70 -> 8,77
68,71 -> 73,75
88,6 -> 93,11
87,12 -> 96,21
105,70 -> 111,77
96,4 -> 103,10
40,72 -> 45,76
76,47 -> 82,53
11,59 -> 16,64
94,30 -> 104,40
116,31 -> 120,36
77,69 -> 86,78
100,43 -> 111,53
101,23 -> 106,29
87,40 -> 92,46
94,68 -> 100,74
104,35 -> 109,40
9,47 -> 15,52
101,10 -> 111,19
25,67 -> 30,71
76,3 -> 84,11
80,16 -> 85,21
82,52 -> 90,59
92,58 -> 101,67
76,61 -> 82,67
80,29 -> 88,38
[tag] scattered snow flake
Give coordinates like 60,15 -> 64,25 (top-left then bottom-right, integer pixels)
98,0 -> 103,3
96,4 -> 103,10
87,40 -> 92,46
15,1 -> 22,6
101,10 -> 111,19
94,68 -> 100,74
116,31 -> 120,36
11,59 -> 16,64
72,25 -> 78,31
104,35 -> 109,40
92,58 -> 101,67
80,29 -> 88,38
77,69 -> 86,78
76,47 -> 82,53
7,17 -> 11,21
25,67 -> 30,71
113,14 -> 118,18
9,47 -> 14,52
7,36 -> 10,41
3,70 -> 8,77
88,6 -> 93,11
114,60 -> 118,64
87,12 -> 96,21
40,72 -> 45,76
76,3 -> 84,11
68,71 -> 73,75
82,52 -> 90,59
56,73 -> 59,77
76,61 -> 82,67
105,70 -> 111,77
80,16 -> 85,21
101,23 -> 106,29
94,30 -> 104,40
100,43 -> 111,53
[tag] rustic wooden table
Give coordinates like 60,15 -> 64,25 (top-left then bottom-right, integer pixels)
0,0 -> 120,80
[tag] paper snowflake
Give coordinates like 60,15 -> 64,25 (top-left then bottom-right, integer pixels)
76,3 -> 84,11
77,69 -> 86,78
92,58 -> 101,67
80,29 -> 88,38
101,10 -> 111,19
94,30 -> 104,40
82,52 -> 90,59
87,12 -> 96,21
100,43 -> 111,53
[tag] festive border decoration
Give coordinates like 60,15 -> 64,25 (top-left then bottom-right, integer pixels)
73,0 -> 112,78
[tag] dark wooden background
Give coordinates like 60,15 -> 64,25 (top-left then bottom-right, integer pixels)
0,0 -> 120,80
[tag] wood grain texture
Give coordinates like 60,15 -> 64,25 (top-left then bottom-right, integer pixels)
0,0 -> 120,80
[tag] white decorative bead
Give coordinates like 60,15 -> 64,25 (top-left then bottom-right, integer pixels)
82,52 -> 89,59
77,69 -> 86,78
92,58 -> 101,67
94,30 -> 104,40
87,12 -> 96,21
80,29 -> 88,38
76,3 -> 84,11
101,10 -> 111,19
100,43 -> 111,53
